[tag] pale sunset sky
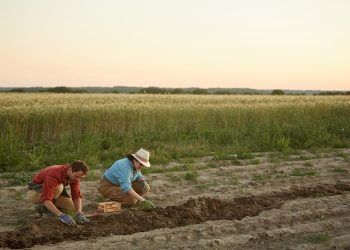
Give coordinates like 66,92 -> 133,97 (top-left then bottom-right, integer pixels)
0,0 -> 349,90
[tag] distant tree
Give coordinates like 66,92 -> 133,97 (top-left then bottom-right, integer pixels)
170,88 -> 184,94
214,90 -> 231,95
319,91 -> 350,95
46,87 -> 73,93
243,91 -> 261,95
191,88 -> 208,95
139,87 -> 167,94
271,89 -> 285,95
8,88 -> 25,93
44,87 -> 87,93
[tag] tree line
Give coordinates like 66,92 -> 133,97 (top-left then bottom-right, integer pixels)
2,86 -> 350,95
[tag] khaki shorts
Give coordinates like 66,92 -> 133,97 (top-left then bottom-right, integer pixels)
27,183 -> 75,212
97,177 -> 150,206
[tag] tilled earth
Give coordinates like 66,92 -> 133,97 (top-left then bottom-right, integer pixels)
1,149 -> 350,249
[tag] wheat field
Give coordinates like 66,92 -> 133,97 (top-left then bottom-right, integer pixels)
0,93 -> 349,172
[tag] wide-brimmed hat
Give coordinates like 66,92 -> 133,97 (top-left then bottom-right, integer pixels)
132,148 -> 150,167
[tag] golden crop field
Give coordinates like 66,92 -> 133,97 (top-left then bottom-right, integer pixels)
0,93 -> 350,172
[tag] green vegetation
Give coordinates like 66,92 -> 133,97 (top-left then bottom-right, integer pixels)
335,151 -> 348,158
184,170 -> 199,181
271,89 -> 285,95
1,94 -> 350,172
313,192 -> 327,198
304,233 -> 330,244
298,155 -> 312,161
166,173 -> 182,182
303,161 -> 313,167
331,167 -> 348,173
205,162 -> 220,168
15,215 -> 29,229
0,172 -> 32,186
249,159 -> 260,165
291,168 -> 318,177
252,173 -> 270,181
94,195 -> 106,203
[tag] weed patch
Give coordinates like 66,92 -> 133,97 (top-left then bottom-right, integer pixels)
335,152 -> 348,158
252,173 -> 270,181
0,172 -> 32,186
166,173 -> 182,182
331,167 -> 348,173
291,168 -> 318,177
249,159 -> 260,165
304,233 -> 330,244
184,170 -> 199,181
303,161 -> 313,167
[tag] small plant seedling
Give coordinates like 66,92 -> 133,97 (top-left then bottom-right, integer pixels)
252,173 -> 270,181
335,152 -> 348,158
250,159 -> 260,165
304,233 -> 330,244
332,167 -> 348,173
15,215 -> 29,229
94,195 -> 106,203
291,168 -> 317,177
303,161 -> 313,167
313,192 -> 327,198
166,173 -> 181,182
194,181 -> 217,190
184,170 -> 199,181
298,155 -> 312,161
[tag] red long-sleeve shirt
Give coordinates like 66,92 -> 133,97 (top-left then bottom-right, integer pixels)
32,164 -> 82,202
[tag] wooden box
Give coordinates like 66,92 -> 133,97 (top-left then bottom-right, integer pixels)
97,201 -> 121,213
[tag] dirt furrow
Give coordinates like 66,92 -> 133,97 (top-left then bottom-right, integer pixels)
33,194 -> 350,250
1,183 -> 350,249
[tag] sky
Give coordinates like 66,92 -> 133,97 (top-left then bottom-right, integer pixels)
0,0 -> 349,90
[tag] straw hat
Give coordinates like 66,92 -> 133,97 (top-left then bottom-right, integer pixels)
132,148 -> 151,167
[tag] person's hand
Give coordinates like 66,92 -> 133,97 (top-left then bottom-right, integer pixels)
58,213 -> 76,226
138,200 -> 156,211
75,212 -> 90,224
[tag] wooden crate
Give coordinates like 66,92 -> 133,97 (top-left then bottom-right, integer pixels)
97,201 -> 121,213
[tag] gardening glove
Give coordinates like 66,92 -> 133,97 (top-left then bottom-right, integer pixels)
138,199 -> 156,211
75,212 -> 90,224
58,213 -> 76,226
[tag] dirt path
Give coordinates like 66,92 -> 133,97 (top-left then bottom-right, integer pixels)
1,148 -> 350,249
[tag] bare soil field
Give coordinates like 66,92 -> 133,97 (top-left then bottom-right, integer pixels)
1,148 -> 350,249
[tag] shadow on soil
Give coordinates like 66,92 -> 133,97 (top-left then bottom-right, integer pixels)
1,183 -> 350,249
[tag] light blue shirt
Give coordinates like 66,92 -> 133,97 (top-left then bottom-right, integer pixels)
103,158 -> 144,192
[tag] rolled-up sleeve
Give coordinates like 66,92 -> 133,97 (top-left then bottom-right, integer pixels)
118,169 -> 132,192
70,180 -> 82,200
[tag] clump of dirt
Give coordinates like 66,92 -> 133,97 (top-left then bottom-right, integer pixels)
1,183 -> 349,249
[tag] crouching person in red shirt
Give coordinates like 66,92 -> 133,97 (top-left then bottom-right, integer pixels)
27,160 -> 89,226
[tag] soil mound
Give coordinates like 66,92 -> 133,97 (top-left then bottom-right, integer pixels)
1,183 -> 349,249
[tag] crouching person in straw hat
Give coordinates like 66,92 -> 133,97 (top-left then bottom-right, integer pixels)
98,148 -> 156,211
27,160 -> 90,226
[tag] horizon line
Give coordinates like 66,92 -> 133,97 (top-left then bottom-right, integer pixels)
0,85 -> 349,92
